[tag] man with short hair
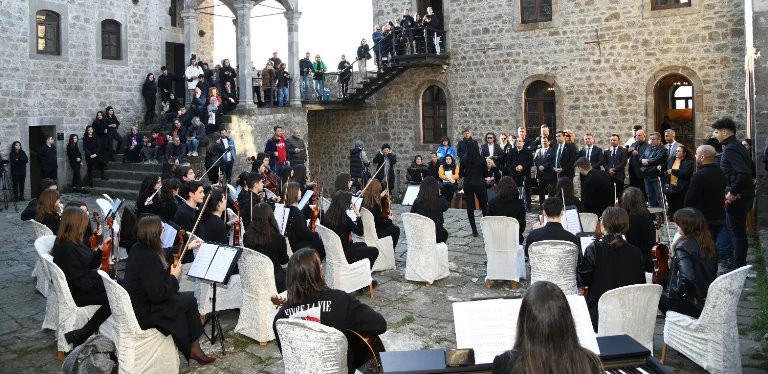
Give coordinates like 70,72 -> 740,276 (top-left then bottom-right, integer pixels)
216,129 -> 236,183
183,57 -> 203,104
604,134 -> 628,202
172,180 -> 204,262
285,129 -> 307,166
534,137 -> 556,204
684,145 -> 726,244
299,52 -> 313,100
166,135 -> 187,163
157,66 -> 175,103
533,124 -> 554,150
456,128 -> 474,160
517,126 -> 535,153
664,129 -> 679,161
312,55 -> 327,100
265,126 -> 288,174
575,157 -> 613,217
269,52 -> 282,69
640,132 -> 668,207
712,118 -> 754,269
552,130 -> 578,179
578,133 -> 605,170
628,129 -> 649,194
524,197 -> 581,258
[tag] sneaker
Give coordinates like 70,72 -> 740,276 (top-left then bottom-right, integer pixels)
186,152 -> 191,156
192,151 -> 198,157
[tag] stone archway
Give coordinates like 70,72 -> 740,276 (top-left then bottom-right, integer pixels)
645,66 -> 704,146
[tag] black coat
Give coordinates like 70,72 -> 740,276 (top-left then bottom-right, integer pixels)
142,81 -> 157,99
10,149 -> 28,176
284,205 -> 323,253
604,146 -> 628,183
507,147 -> 533,187
349,147 -> 368,183
665,157 -> 694,192
487,196 -> 526,244
458,157 -> 489,185
372,152 -> 397,189
552,142 -> 578,178
40,212 -> 60,234
83,135 -> 101,158
410,198 -> 449,243
66,144 -> 82,164
534,147 -> 555,183
666,239 -> 717,314
456,137 -> 474,160
628,141 -> 649,179
720,136 -> 754,199
578,146 -> 605,170
39,144 -> 57,168
580,169 -> 614,217
243,230 -> 290,293
684,164 -> 726,225
197,214 -> 228,245
625,213 -> 656,272
51,240 -> 105,306
481,143 -> 504,163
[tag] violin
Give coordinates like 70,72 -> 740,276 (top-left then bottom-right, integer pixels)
89,212 -> 102,250
380,180 -> 392,218
263,167 -> 281,197
309,186 -> 321,233
173,229 -> 186,269
101,216 -> 114,277
232,201 -> 241,246
651,178 -> 672,286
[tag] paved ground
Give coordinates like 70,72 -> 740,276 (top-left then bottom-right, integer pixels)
0,193 -> 765,373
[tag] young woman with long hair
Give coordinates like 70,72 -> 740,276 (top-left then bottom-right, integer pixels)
136,175 -> 162,216
66,134 -> 84,193
9,140 -> 29,201
158,178 -> 181,222
577,207 -> 646,330
658,208 -> 718,318
242,203 -> 290,292
283,182 -> 325,259
361,180 -> 401,247
123,215 -> 213,365
273,248 -> 387,374
459,140 -> 489,237
487,176 -> 526,244
197,188 -> 230,246
438,154 -> 459,202
91,111 -> 108,159
51,207 -> 112,348
142,73 -> 158,125
82,125 -> 107,185
619,186 -> 655,272
410,176 -> 450,243
492,281 -> 602,374
36,189 -> 62,233
321,191 -> 379,269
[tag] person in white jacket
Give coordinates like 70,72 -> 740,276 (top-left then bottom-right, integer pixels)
184,57 -> 203,104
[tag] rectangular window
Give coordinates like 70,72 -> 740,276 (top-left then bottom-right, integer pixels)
651,0 -> 691,11
521,0 -> 552,24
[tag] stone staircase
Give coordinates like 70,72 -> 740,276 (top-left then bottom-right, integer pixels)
88,156 -> 161,200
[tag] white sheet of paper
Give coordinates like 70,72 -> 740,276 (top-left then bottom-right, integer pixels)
205,246 -> 239,283
273,204 -> 290,236
401,185 -> 420,206
563,207 -> 582,235
452,296 -> 599,364
187,243 -> 219,279
161,223 -> 177,249
579,236 -> 595,255
297,190 -> 314,210
109,198 -> 122,216
444,170 -> 453,180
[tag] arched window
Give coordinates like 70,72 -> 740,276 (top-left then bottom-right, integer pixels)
672,84 -> 693,109
101,20 -> 121,60
36,11 -> 60,55
521,0 -> 552,24
421,86 -> 447,144
524,80 -> 556,135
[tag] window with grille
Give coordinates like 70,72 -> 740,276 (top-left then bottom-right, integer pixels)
524,80 -> 556,135
421,86 -> 448,144
521,0 -> 552,24
101,20 -> 121,60
36,11 -> 60,55
651,0 -> 691,11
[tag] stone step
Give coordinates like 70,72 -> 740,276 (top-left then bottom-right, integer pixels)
105,168 -> 162,180
90,177 -> 143,191
89,186 -> 139,201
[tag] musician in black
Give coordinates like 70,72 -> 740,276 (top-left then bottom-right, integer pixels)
36,189 -> 62,233
273,248 -> 386,374
461,141 -> 490,237
406,155 -> 429,184
283,182 -> 325,259
337,55 -> 352,99
196,188 -> 230,245
136,175 -> 162,217
507,136 -> 533,208
243,203 -> 290,293
157,178 -> 181,222
524,197 -> 580,259
322,191 -> 378,269
492,281 -> 602,374
39,135 -> 57,180
619,187 -> 655,272
123,215 -> 214,365
172,180 -> 204,262
554,177 -> 582,212
410,176 -> 449,243
361,180 -> 400,247
372,144 -> 397,191
53,207 -> 112,348
238,173 -> 278,230
487,176 -> 526,245
575,157 -> 614,217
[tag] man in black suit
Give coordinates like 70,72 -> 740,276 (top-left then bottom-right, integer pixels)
628,129 -> 649,195
524,197 -> 581,258
552,131 -> 578,179
577,133 -> 605,170
684,145 -> 726,243
534,137 -> 556,204
456,128 -> 474,160
575,157 -> 614,217
604,134 -> 628,203
532,124 -> 555,150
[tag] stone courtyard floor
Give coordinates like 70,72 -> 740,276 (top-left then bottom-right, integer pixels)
0,193 -> 765,373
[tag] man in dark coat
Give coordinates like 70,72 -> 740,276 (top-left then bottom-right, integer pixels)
640,132 -> 668,207
39,135 -> 58,180
576,157 -> 614,217
684,145 -> 726,243
628,129 -> 649,195
456,128 -> 474,160
552,131 -> 578,179
525,197 -> 582,261
604,134 -> 628,203
157,66 -> 175,102
577,133 -> 605,170
349,140 -> 370,191
534,137 -> 556,204
373,143 -> 397,191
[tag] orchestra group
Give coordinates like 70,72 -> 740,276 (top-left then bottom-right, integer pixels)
22,116 -> 755,373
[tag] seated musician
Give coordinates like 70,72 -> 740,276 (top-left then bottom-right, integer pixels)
158,178 -> 181,222
409,176 -> 449,244
361,180 -> 400,247
487,176 -> 526,245
619,187 -> 656,272
136,175 -> 162,217
492,281 -> 602,374
290,164 -> 314,194
406,155 -> 430,184
658,208 -> 717,318
438,154 -> 459,202
238,173 -> 279,229
172,180 -> 205,263
20,178 -> 57,221
283,182 -> 325,259
273,248 -> 387,374
334,172 -> 353,193
64,201 -> 101,246
524,197 -> 581,259
577,207 -> 645,331
35,189 -> 63,233
197,188 -> 231,245
321,191 -> 379,272
52,207 -> 111,348
123,215 -> 214,365
243,203 -> 290,292
426,152 -> 441,180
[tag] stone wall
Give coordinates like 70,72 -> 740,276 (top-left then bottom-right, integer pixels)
753,0 -> 768,196
306,0 -> 748,195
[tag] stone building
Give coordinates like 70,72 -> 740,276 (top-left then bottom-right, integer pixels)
306,0 -> 755,196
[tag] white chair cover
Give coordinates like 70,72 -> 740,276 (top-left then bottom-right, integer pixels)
579,212 -> 599,232
101,194 -> 114,204
177,242 -> 199,294
98,271 -> 180,373
44,257 -> 108,353
528,240 -> 579,295
30,220 -> 54,292
316,224 -> 372,293
663,265 -> 751,372
275,318 -> 348,374
481,216 -> 526,282
234,249 -> 284,343
402,213 -> 450,284
360,208 -> 396,271
597,284 -> 663,353
35,235 -> 57,329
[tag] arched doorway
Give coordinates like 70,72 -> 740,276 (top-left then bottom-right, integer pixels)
654,74 -> 695,149
524,80 -> 557,135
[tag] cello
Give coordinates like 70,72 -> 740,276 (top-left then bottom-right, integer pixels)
651,178 -> 672,286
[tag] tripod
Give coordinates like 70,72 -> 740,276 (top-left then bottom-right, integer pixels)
202,282 -> 226,355
0,165 -> 15,212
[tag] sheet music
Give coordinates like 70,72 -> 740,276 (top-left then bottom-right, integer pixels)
297,190 -> 314,210
187,243 -> 219,279
579,236 -> 595,255
452,296 -> 599,364
444,170 -> 453,180
347,196 -> 363,221
401,185 -> 420,206
563,206 -> 582,235
273,203 -> 290,235
161,223 -> 177,248
206,246 -> 238,283
109,198 -> 122,216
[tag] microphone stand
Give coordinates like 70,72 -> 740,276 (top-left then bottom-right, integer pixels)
197,147 -> 234,182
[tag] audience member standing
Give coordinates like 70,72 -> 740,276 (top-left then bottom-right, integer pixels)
552,130 -> 577,180
372,26 -> 383,69
664,144 -> 694,216
481,132 -> 503,165
684,145 -> 726,243
459,141 -> 489,237
299,52 -> 313,100
628,129 -> 649,195
575,157 -> 613,218
508,137 -> 533,208
534,137 -> 555,204
219,59 -> 237,99
337,55 -> 352,99
10,141 -> 28,201
216,129 -> 236,183
82,126 -> 106,185
157,66 -> 175,103
578,133 -> 605,170
312,55 -> 327,100
262,61 -> 276,107
39,135 -> 57,181
183,57 -> 203,103
285,129 -> 307,166
356,39 -> 371,79
142,73 -> 158,125
456,128 -> 474,160
604,134 -> 628,203
276,62 -> 291,107
104,106 -> 122,161
640,132 -> 667,208
66,134 -> 84,192
265,126 -> 287,175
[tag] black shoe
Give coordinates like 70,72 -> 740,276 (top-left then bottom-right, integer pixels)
64,329 -> 89,348
371,279 -> 379,289
472,229 -> 479,237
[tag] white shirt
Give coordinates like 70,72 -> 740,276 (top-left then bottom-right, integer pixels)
487,144 -> 495,157
221,137 -> 231,161
185,65 -> 204,89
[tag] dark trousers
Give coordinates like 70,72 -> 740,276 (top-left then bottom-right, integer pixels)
221,160 -> 233,183
253,86 -> 263,104
463,181 -> 488,232
144,95 -> 156,125
538,176 -> 555,205
161,292 -> 203,360
41,164 -> 57,180
69,161 -> 82,188
629,172 -> 646,198
440,181 -> 456,202
666,190 -> 686,217
73,291 -> 112,337
345,242 -> 379,269
263,89 -> 274,107
377,224 -> 400,247
340,80 -> 350,98
659,294 -> 701,318
726,197 -> 751,267
716,224 -> 733,261
85,157 -> 106,185
11,171 -> 25,199
106,130 -> 122,159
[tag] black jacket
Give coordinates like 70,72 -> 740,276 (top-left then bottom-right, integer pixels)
684,164 -> 726,225
458,157 -> 489,185
157,73 -> 174,94
628,141 -> 649,179
83,135 -> 101,159
487,196 -> 526,244
552,142 -> 578,178
372,152 -> 397,185
665,157 -> 694,192
410,198 -> 449,243
666,239 -> 717,314
10,149 -> 28,175
197,214 -> 228,245
578,146 -> 605,170
39,144 -> 57,167
243,229 -> 289,293
720,135 -> 754,199
299,58 -> 313,76
51,239 -> 104,306
524,222 -> 581,260
604,146 -> 628,183
534,147 -> 555,182
481,143 -> 504,163
284,205 -> 322,250
580,169 -> 614,217
142,81 -> 157,99
337,61 -> 352,82
456,137 -> 474,160
349,147 -> 369,183
626,213 -> 656,272
104,114 -> 120,131
219,66 -> 237,87
507,147 -> 533,187
66,144 -> 82,164
640,144 -> 667,177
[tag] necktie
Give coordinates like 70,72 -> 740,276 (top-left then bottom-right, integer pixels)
611,148 -> 616,167
668,144 -> 672,155
556,145 -> 562,168
587,147 -> 591,160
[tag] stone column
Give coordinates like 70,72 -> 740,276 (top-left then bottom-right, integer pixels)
234,0 -> 255,107
181,9 -> 198,60
285,11 -> 302,107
